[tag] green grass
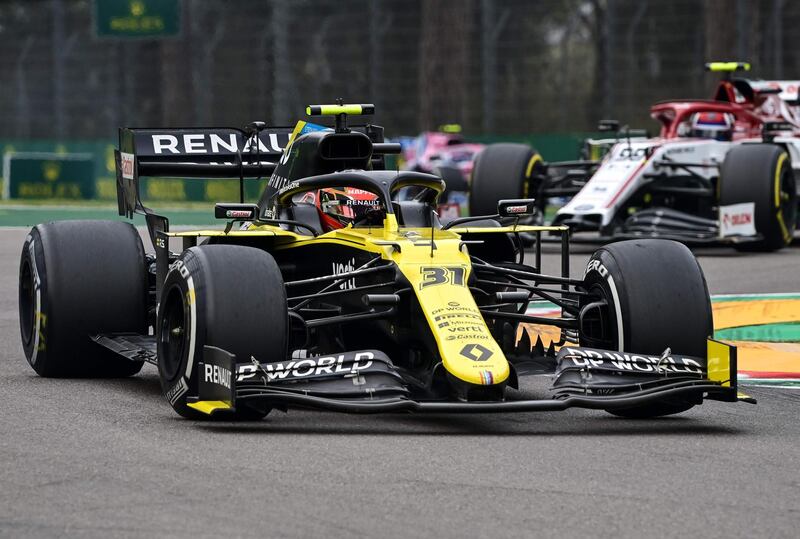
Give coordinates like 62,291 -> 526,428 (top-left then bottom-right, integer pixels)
0,198 -> 563,226
0,202 -> 221,227
0,198 -> 216,209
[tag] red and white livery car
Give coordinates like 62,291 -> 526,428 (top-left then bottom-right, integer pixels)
472,62 -> 799,251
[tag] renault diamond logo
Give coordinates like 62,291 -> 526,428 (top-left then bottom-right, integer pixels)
459,343 -> 492,362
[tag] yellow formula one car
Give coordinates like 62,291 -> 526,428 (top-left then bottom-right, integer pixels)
18,105 -> 753,420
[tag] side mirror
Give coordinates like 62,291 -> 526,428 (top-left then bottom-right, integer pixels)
762,121 -> 794,143
497,199 -> 536,217
215,203 -> 259,220
598,119 -> 620,133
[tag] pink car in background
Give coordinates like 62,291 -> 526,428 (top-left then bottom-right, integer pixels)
402,126 -> 485,178
398,126 -> 485,218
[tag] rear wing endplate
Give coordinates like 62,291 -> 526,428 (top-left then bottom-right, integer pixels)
114,126 -> 294,219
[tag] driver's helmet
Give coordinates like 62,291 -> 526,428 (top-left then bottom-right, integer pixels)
313,187 -> 384,231
689,111 -> 734,141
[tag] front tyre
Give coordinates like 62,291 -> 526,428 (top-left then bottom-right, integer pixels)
582,239 -> 713,418
157,245 -> 288,420
720,144 -> 797,251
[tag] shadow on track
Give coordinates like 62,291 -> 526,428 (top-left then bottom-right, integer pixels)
191,412 -> 745,437
20,369 -> 164,397
25,365 -> 748,437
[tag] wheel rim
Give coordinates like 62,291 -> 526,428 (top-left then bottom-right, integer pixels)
159,286 -> 187,381
580,281 -> 619,351
779,167 -> 797,236
19,259 -> 35,347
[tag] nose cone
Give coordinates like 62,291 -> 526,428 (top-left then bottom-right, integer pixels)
393,242 -> 510,390
434,311 -> 510,388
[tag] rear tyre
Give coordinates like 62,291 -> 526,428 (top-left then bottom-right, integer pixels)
720,144 -> 797,251
469,143 -> 544,217
157,245 -> 288,420
19,220 -> 147,377
582,239 -> 713,418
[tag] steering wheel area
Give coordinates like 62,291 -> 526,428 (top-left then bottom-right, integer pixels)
277,172 -> 444,207
271,171 -> 446,231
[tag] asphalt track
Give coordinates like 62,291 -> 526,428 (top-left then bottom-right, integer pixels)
1,226 -> 799,538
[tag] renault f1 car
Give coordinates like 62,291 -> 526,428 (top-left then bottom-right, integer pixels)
18,104 -> 752,421
471,62 -> 798,251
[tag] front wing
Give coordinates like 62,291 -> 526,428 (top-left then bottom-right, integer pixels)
186,339 -> 753,416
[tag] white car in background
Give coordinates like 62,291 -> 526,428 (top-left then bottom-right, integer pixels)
471,63 -> 799,251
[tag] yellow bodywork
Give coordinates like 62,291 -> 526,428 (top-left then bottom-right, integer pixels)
306,104 -> 369,116
707,338 -> 734,387
707,338 -> 752,402
705,61 -> 751,72
169,217 -> 567,387
186,400 -> 232,414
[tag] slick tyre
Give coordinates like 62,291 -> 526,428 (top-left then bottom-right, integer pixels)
19,220 -> 147,377
720,144 -> 797,251
582,239 -> 713,418
469,143 -> 544,216
157,245 -> 288,420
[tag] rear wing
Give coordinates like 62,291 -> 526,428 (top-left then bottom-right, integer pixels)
113,123 -> 389,219
114,126 -> 293,219
748,80 -> 800,104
